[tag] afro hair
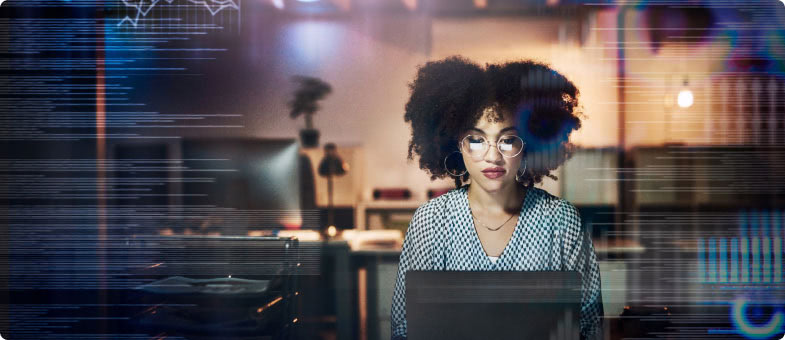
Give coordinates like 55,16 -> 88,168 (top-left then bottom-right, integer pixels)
404,55 -> 583,189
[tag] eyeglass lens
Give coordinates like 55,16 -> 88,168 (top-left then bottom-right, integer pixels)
461,135 -> 523,159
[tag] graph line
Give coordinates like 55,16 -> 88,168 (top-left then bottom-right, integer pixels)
118,0 -> 240,28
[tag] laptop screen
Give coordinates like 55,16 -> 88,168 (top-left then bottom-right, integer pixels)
406,270 -> 582,340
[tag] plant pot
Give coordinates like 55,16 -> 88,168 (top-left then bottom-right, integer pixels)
299,128 -> 320,148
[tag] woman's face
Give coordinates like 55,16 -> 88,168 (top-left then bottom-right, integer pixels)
459,110 -> 524,193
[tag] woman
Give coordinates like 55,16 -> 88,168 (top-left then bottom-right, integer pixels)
391,56 -> 604,340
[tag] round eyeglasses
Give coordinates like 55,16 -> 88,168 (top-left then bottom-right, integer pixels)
460,134 -> 525,160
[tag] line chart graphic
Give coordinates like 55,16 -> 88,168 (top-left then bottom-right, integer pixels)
117,0 -> 240,27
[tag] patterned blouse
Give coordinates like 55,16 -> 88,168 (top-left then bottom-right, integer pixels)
390,185 -> 604,340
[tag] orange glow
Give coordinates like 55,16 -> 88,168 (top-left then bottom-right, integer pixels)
280,215 -> 303,230
402,0 -> 417,11
257,296 -> 284,314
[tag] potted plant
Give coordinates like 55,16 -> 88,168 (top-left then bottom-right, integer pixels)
288,75 -> 332,148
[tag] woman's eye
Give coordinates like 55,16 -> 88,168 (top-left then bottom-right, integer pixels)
469,142 -> 484,150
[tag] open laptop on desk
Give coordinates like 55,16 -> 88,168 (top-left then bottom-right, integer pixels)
406,271 -> 582,340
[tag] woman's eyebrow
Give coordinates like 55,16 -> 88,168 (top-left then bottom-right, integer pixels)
467,127 -> 518,134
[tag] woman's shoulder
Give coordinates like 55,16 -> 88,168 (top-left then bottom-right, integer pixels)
526,186 -> 579,218
525,187 -> 583,235
412,185 -> 465,216
403,187 -> 463,242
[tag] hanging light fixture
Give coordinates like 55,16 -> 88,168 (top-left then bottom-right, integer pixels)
677,77 -> 694,108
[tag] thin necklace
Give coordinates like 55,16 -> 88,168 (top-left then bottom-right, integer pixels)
468,186 -> 527,232
471,210 -> 514,231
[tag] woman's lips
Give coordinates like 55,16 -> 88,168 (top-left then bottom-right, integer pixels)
482,170 -> 505,179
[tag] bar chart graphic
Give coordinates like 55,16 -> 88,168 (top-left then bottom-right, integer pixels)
698,210 -> 785,284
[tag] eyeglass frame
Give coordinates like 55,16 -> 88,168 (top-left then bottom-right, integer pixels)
458,134 -> 525,160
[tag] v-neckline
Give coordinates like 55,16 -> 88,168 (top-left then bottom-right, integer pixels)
463,185 -> 532,266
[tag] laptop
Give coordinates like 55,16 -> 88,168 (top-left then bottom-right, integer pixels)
406,271 -> 582,340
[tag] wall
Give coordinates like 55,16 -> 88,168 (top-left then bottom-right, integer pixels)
204,6 -> 625,204
620,9 -> 734,147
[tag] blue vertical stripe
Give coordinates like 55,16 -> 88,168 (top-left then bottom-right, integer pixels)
709,238 -> 718,283
731,238 -> 739,283
763,237 -> 771,282
774,237 -> 782,283
752,237 -> 761,283
698,238 -> 707,283
741,237 -> 749,283
719,238 -> 728,283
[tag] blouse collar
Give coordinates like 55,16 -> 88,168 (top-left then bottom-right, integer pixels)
457,185 -> 536,267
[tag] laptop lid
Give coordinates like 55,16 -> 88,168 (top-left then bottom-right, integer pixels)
406,270 -> 582,340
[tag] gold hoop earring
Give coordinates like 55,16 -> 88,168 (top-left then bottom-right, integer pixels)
444,151 -> 467,177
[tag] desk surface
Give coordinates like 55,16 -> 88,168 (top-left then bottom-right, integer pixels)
350,248 -> 402,257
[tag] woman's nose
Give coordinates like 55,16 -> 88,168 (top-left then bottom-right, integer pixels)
484,144 -> 504,163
